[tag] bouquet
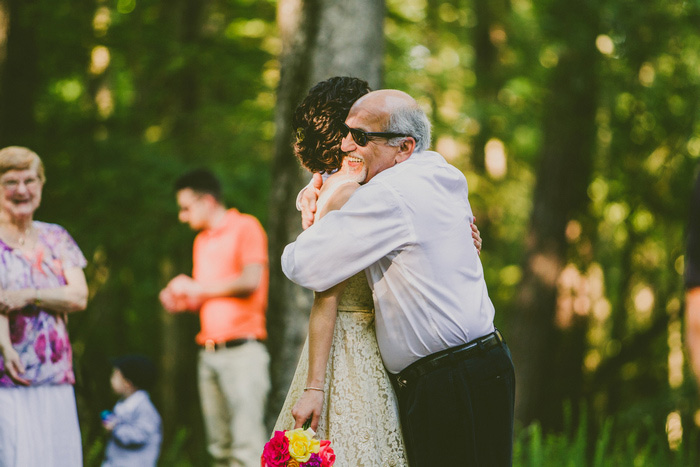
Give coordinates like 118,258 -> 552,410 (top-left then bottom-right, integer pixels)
261,427 -> 335,467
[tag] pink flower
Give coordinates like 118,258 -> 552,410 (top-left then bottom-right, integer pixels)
318,440 -> 335,467
261,431 -> 291,467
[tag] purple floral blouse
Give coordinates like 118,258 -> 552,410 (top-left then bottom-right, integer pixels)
0,221 -> 87,387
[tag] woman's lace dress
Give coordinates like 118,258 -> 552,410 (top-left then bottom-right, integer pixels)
274,183 -> 408,466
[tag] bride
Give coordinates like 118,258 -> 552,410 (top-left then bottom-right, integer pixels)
273,77 -> 481,466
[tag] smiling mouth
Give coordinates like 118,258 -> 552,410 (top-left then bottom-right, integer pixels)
346,156 -> 363,164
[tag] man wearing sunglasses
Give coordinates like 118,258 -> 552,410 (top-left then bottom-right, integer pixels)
283,89 -> 515,466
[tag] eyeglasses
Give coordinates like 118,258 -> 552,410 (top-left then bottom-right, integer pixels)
341,123 -> 416,147
0,177 -> 41,192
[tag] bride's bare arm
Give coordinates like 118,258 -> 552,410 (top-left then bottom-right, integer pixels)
291,282 -> 346,430
291,177 -> 361,430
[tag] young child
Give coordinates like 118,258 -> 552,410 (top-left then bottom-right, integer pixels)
102,354 -> 162,467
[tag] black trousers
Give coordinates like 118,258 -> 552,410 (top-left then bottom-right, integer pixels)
394,338 -> 515,466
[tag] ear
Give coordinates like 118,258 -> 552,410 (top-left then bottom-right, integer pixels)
201,193 -> 219,207
394,137 -> 416,164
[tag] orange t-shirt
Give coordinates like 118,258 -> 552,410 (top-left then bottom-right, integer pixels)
192,209 -> 269,344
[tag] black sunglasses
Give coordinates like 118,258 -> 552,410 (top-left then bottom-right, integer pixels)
341,123 -> 416,147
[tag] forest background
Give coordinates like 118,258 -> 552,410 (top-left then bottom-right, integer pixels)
1,0 -> 700,464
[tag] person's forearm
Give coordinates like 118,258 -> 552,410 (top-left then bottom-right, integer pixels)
0,315 -> 11,352
306,283 -> 346,388
32,266 -> 89,314
199,264 -> 265,300
33,285 -> 88,313
283,184 -> 407,291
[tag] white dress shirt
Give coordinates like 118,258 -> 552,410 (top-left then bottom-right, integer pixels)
282,150 -> 495,373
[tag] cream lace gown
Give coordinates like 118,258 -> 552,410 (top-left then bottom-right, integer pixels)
273,272 -> 409,467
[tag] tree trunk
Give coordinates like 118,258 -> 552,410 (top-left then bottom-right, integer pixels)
0,0 -> 7,71
471,0 -> 510,172
151,0 -> 207,448
266,0 -> 384,428
0,0 -> 38,146
508,2 -> 599,426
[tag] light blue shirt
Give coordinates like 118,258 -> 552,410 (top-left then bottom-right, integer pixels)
282,151 -> 495,373
102,390 -> 162,467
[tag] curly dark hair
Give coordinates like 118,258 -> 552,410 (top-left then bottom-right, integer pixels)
293,76 -> 371,173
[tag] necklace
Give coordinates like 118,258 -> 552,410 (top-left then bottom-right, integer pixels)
0,222 -> 32,247
18,227 -> 30,246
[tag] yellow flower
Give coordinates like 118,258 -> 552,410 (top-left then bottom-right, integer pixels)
285,428 -> 320,463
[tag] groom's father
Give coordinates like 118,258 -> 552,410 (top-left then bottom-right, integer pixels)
282,89 -> 515,466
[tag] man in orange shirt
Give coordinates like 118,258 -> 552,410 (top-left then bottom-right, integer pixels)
159,169 -> 270,467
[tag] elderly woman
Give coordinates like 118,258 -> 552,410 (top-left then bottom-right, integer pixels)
0,146 -> 88,466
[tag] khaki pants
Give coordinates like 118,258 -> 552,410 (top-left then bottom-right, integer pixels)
198,341 -> 270,467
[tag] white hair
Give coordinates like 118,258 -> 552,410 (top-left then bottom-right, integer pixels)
385,105 -> 431,152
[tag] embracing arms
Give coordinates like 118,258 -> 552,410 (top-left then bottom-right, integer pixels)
298,176 -> 483,251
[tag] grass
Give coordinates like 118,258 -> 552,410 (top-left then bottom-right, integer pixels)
83,405 -> 699,466
513,405 -> 698,467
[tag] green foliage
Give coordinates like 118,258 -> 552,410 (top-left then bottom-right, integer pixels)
1,0 -> 277,461
4,0 -> 700,461
514,404 -> 698,466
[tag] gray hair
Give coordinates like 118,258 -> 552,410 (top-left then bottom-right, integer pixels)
385,105 -> 431,153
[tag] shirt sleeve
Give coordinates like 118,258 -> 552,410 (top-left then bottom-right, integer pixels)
52,224 -> 88,269
238,216 -> 268,267
282,181 -> 413,292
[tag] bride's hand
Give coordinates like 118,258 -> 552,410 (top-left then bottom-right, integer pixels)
301,173 -> 323,230
291,389 -> 324,431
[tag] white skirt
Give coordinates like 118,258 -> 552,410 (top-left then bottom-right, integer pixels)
0,384 -> 82,467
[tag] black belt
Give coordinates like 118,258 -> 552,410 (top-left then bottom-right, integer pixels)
395,330 -> 504,389
202,338 -> 261,353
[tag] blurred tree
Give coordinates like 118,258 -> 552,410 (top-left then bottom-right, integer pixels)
0,0 -> 38,146
508,0 -> 599,426
471,0 -> 511,172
